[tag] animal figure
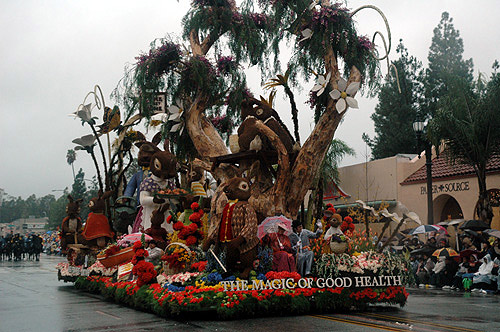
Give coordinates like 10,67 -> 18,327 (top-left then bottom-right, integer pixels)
237,97 -> 295,153
203,177 -> 259,279
60,195 -> 83,253
188,166 -> 207,198
145,204 -> 169,249
138,140 -> 178,232
125,132 -> 162,209
81,190 -> 115,248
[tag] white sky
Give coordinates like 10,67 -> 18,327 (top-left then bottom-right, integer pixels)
1,0 -> 499,199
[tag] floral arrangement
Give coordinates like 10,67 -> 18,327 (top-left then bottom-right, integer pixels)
74,275 -> 408,320
347,229 -> 376,254
158,271 -> 201,286
314,250 -> 412,284
100,243 -> 121,258
87,261 -> 117,277
131,241 -> 157,287
171,202 -> 205,246
56,262 -> 84,277
161,244 -> 195,270
190,261 -> 208,273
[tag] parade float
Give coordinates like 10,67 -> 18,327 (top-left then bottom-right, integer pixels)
57,0 -> 412,320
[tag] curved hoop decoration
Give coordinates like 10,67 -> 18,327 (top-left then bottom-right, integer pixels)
350,5 -> 392,62
81,85 -> 107,111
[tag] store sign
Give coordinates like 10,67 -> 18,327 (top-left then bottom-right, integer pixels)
219,275 -> 402,291
421,181 -> 470,195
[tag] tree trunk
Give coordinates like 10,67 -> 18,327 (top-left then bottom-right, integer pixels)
476,167 -> 493,224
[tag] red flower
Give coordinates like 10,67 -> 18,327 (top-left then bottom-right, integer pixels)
166,215 -> 173,224
190,202 -> 200,211
173,221 -> 184,231
185,235 -> 198,246
133,241 -> 143,250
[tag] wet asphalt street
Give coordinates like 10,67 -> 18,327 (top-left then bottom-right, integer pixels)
1,254 -> 500,332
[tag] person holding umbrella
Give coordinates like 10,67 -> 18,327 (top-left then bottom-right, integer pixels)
262,222 -> 296,272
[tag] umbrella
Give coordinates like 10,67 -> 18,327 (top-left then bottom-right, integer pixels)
118,233 -> 153,246
459,219 -> 490,231
405,225 -> 441,235
433,247 -> 459,258
410,247 -> 434,256
432,224 -> 449,234
437,219 -> 465,226
257,215 -> 292,239
459,249 -> 480,258
484,229 -> 500,239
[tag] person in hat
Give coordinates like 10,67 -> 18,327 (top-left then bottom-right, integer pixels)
289,219 -> 322,276
262,222 -> 296,272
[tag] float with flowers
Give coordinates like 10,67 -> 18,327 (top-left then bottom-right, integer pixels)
58,0 -> 411,321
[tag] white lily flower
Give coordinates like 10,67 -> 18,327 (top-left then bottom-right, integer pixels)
311,72 -> 331,96
168,100 -> 185,135
329,78 -> 360,113
72,134 -> 96,150
151,112 -> 168,123
299,28 -> 313,43
69,103 -> 93,122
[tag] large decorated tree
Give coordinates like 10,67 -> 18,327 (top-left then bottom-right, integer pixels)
114,0 -> 387,219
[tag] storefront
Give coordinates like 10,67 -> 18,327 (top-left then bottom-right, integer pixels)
337,152 -> 500,229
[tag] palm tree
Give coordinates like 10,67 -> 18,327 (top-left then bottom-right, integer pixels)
306,139 -> 355,227
428,72 -> 500,225
66,149 -> 76,180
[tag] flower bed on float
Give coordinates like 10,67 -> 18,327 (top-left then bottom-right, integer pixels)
71,248 -> 410,320
74,274 -> 407,320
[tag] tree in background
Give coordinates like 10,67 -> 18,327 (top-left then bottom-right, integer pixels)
428,71 -> 500,225
71,168 -> 87,200
368,40 -> 422,159
422,11 -> 473,119
66,149 -> 76,181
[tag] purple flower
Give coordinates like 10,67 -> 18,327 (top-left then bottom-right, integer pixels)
249,13 -> 268,29
358,35 -> 374,51
216,56 -> 237,75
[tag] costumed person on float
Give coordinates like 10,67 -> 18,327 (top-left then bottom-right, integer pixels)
262,222 -> 296,272
289,219 -> 322,277
127,132 -> 163,233
60,195 -> 83,254
81,190 -> 115,248
138,140 -> 178,233
203,177 -> 259,279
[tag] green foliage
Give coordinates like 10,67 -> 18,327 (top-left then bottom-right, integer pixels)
71,168 -> 87,200
369,40 -> 422,159
427,73 -> 500,222
320,138 -> 355,187
114,1 -> 382,159
422,12 -> 474,118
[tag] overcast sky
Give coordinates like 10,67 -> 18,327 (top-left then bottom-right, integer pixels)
1,0 -> 499,199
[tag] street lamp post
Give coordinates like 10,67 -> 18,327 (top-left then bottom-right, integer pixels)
413,121 -> 434,225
